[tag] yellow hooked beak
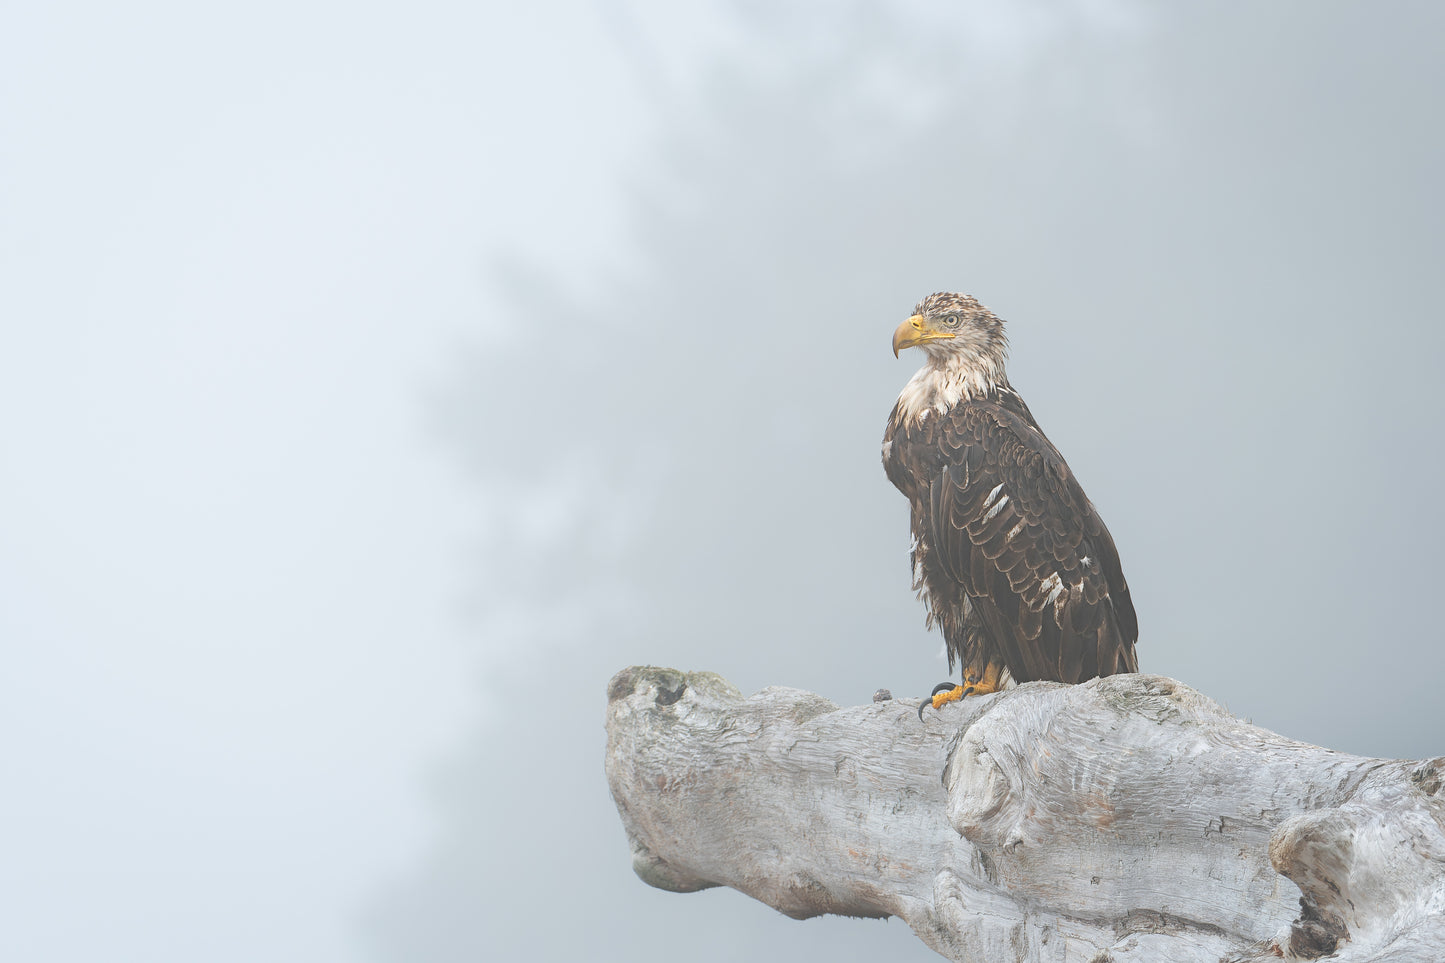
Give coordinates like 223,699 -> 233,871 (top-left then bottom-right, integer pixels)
892,315 -> 954,357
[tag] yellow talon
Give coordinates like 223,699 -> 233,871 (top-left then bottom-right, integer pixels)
964,674 -> 1000,697
931,685 -> 965,710
919,665 -> 1006,719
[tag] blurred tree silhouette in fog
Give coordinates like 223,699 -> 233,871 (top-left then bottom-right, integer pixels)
364,3 -> 1445,960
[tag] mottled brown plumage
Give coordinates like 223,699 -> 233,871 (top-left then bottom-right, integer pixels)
883,293 -> 1137,691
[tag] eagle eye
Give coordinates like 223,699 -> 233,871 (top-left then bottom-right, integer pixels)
943,314 -> 961,328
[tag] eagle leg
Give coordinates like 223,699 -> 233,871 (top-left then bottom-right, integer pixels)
916,660 -> 1007,720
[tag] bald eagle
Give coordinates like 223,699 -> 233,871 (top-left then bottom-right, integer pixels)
882,292 -> 1138,715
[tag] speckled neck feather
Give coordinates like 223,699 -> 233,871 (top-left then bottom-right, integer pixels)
893,352 -> 1009,427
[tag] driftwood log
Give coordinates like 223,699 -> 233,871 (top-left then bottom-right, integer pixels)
605,666 -> 1445,962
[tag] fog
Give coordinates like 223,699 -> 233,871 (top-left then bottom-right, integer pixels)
3,2 -> 1442,961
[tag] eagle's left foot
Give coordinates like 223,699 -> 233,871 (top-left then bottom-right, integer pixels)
917,683 -> 964,719
916,675 -> 999,720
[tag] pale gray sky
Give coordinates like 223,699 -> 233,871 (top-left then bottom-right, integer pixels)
3,2 -> 1442,962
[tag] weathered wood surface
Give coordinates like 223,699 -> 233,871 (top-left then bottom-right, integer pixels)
605,666 -> 1445,962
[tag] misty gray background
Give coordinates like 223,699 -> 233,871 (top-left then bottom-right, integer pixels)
3,2 -> 1442,961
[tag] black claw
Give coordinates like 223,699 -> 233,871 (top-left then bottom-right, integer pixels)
917,681 -> 983,721
920,681 -> 957,721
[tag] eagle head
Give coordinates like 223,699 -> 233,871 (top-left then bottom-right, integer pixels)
892,292 -> 1008,368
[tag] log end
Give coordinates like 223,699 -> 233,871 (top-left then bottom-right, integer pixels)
628,844 -> 719,894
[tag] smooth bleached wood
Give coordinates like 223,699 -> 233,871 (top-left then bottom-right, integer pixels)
605,667 -> 1445,962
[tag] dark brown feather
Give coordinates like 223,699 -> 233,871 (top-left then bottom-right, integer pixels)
884,387 -> 1138,685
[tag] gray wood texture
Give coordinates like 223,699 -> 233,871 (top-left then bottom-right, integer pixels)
605,667 -> 1445,961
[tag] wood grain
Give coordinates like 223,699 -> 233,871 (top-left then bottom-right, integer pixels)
605,667 -> 1445,962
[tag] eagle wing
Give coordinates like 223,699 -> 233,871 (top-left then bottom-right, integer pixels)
926,398 -> 1137,684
